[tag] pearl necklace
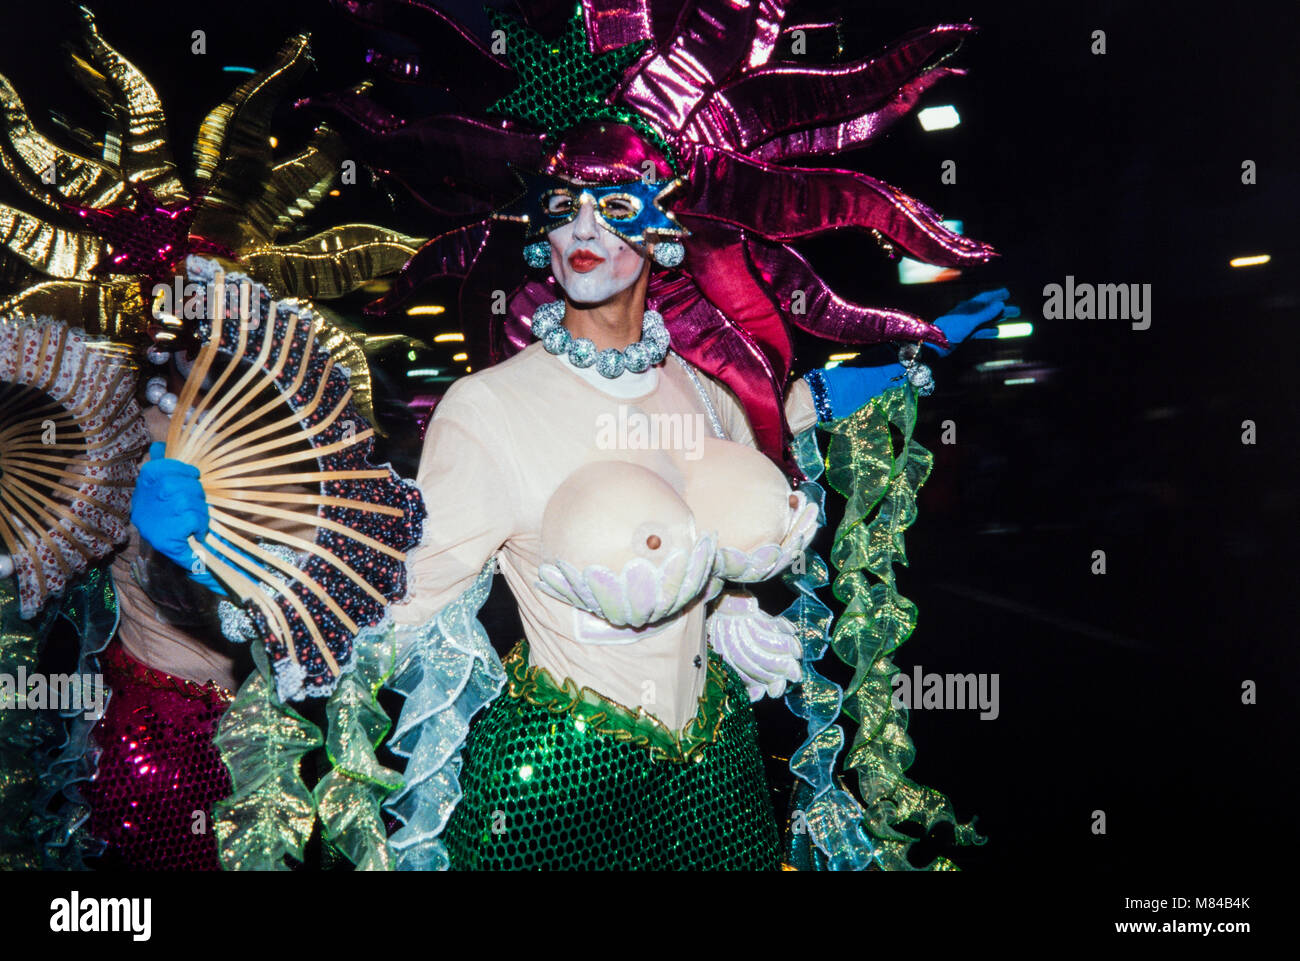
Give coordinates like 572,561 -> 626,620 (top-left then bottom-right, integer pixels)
530,300 -> 670,378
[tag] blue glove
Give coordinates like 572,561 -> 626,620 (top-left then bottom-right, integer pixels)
807,288 -> 1020,420
807,364 -> 905,422
131,442 -> 244,596
931,287 -> 1019,357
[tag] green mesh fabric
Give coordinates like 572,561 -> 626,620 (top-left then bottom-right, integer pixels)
442,645 -> 780,870
485,5 -> 677,171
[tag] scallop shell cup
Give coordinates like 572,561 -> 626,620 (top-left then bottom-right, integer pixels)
713,489 -> 820,582
537,531 -> 718,628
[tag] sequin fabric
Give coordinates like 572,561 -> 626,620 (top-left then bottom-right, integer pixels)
441,643 -> 780,870
84,642 -> 234,870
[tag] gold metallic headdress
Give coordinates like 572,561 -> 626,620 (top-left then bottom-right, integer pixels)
0,8 -> 424,424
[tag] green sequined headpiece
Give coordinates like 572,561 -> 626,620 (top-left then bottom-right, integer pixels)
484,4 -> 678,172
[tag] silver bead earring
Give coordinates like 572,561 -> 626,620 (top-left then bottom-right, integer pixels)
523,241 -> 551,268
651,241 -> 685,268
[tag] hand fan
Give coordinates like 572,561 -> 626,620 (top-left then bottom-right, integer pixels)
0,315 -> 148,617
164,256 -> 424,700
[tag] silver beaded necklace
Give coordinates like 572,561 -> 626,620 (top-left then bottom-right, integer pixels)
530,299 -> 671,378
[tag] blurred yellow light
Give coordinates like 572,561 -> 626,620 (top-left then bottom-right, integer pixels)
328,189 -> 341,197
433,332 -> 464,342
452,352 -> 468,362
407,305 -> 447,316
268,136 -> 278,148
827,352 -> 859,362
1229,254 -> 1270,268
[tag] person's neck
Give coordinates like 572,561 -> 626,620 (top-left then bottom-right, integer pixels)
561,268 -> 651,351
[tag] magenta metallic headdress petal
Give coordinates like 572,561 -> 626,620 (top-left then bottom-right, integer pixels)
318,0 -> 997,476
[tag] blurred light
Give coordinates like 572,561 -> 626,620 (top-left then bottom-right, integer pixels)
1003,377 -> 1036,386
823,360 -> 843,370
222,66 -> 256,74
328,189 -> 341,197
268,136 -> 278,149
433,331 -> 464,342
827,352 -> 859,362
363,333 -> 413,347
1229,254 -> 1270,268
996,322 -> 1034,339
405,368 -> 445,377
408,305 -> 447,316
465,366 -> 473,373
917,105 -> 960,131
452,352 -> 468,362
899,220 -> 964,285
407,350 -> 418,361
976,358 -> 1021,372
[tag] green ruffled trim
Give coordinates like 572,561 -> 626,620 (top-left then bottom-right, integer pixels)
313,626 -> 404,870
823,385 -> 983,870
504,640 -> 731,764
0,579 -> 61,869
212,643 -> 323,871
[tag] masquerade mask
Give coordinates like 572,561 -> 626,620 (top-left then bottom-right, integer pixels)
495,170 -> 688,247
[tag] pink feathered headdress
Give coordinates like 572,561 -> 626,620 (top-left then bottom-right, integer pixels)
309,0 -> 996,476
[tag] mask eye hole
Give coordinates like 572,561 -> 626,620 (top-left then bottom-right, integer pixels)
544,189 -> 575,216
598,193 -> 643,220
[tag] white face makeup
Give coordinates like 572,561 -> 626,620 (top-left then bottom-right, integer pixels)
547,193 -> 648,305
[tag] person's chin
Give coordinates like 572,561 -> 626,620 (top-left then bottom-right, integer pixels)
560,274 -> 626,306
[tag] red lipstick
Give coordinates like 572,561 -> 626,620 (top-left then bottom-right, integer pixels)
568,250 -> 605,273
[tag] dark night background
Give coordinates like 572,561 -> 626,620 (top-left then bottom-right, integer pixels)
0,0 -> 1295,881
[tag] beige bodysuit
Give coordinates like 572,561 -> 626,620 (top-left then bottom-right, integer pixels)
395,342 -> 816,731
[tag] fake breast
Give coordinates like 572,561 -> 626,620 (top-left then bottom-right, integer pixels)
535,440 -> 818,629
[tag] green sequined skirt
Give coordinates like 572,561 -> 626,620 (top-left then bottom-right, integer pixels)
442,642 -> 780,870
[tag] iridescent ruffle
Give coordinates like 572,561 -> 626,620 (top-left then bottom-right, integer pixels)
0,578 -> 61,868
211,646 -> 323,871
822,386 -> 983,870
780,428 -> 879,870
382,559 -> 505,871
31,565 -> 118,868
314,621 -> 404,870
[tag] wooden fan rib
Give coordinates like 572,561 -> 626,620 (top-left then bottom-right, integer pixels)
0,504 -> 48,599
208,494 -> 405,560
198,532 -> 341,677
2,471 -> 110,552
167,311 -> 226,452
209,512 -> 387,606
0,486 -> 77,576
203,426 -> 374,483
204,468 -> 391,487
0,412 -> 80,447
174,306 -> 251,463
190,538 -> 307,671
186,312 -> 305,459
212,487 -> 404,518
4,456 -> 135,490
198,367 -> 342,473
1,464 -> 130,523
0,503 -> 31,558
178,291 -> 281,457
207,520 -> 359,633
197,320 -> 335,469
13,449 -> 141,470
179,307 -> 320,465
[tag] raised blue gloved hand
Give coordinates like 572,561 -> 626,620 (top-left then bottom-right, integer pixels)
930,287 -> 1019,357
806,288 -> 1020,420
131,442 -> 228,595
